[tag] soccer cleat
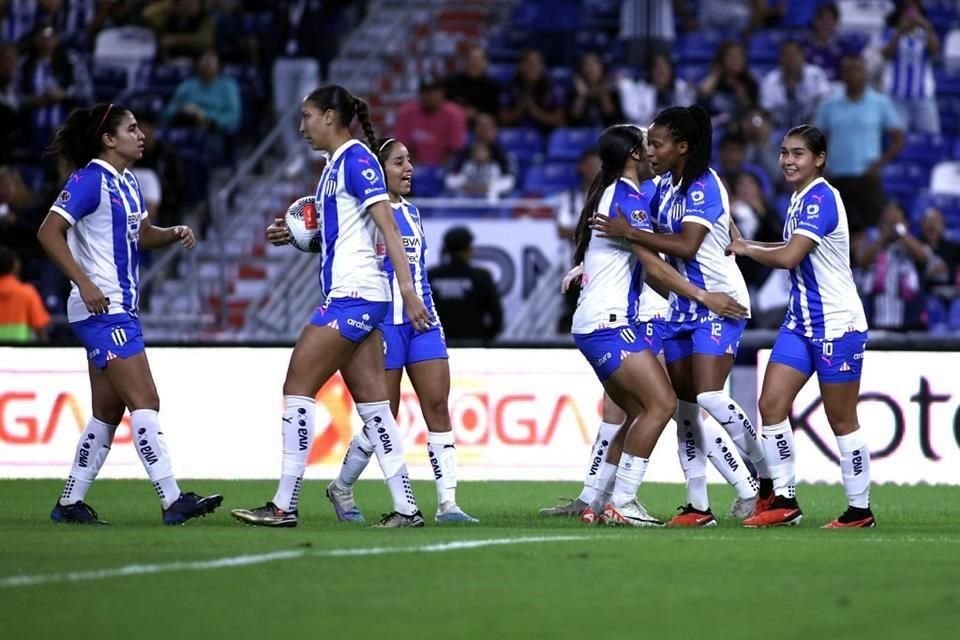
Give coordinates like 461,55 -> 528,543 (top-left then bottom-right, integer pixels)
435,506 -> 479,523
579,506 -> 601,525
742,495 -> 803,528
163,491 -> 223,525
538,497 -> 588,517
753,490 -> 775,516
230,501 -> 297,528
822,506 -> 876,529
601,500 -> 665,528
372,510 -> 426,528
326,481 -> 365,523
730,494 -> 758,520
667,504 -> 717,527
50,500 -> 108,525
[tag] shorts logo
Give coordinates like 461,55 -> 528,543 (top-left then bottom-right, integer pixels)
326,319 -> 340,330
106,351 -> 118,361
619,327 -> 636,343
839,361 -> 852,372
110,327 -> 127,347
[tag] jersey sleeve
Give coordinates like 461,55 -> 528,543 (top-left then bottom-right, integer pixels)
612,184 -> 654,233
49,169 -> 102,225
682,175 -> 723,229
344,147 -> 389,209
792,186 -> 839,243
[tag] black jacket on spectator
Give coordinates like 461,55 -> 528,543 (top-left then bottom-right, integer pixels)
427,258 -> 503,343
445,72 -> 501,120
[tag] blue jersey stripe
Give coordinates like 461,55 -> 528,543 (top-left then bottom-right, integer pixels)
798,255 -> 824,339
110,188 -> 133,310
115,178 -> 141,309
319,162 -> 339,294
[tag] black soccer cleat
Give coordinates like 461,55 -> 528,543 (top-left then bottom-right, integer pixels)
51,500 -> 108,525
163,491 -> 223,525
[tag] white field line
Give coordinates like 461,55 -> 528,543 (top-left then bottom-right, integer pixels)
0,535 -> 590,589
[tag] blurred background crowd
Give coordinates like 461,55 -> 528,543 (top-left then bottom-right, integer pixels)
2,0 -> 960,344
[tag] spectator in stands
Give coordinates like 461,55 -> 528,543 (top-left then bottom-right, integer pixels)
444,45 -> 501,122
443,140 -> 515,202
162,48 -> 241,163
451,113 -> 513,177
0,40 -> 26,163
554,148 -> 599,333
618,0 -> 674,70
682,0 -> 767,36
697,40 -> 758,126
428,226 -> 503,344
393,74 -> 467,167
879,0 -> 941,134
737,107 -> 782,188
211,0 -> 261,65
729,172 -> 782,280
0,245 -> 49,342
716,132 -> 773,198
143,0 -> 214,62
760,39 -> 832,129
18,20 -> 92,153
903,207 -> 960,294
618,53 -> 696,127
804,2 -> 847,81
855,201 -> 924,331
137,110 -> 187,226
1,0 -> 64,45
498,48 -> 565,133
815,54 -> 904,232
566,52 -> 622,128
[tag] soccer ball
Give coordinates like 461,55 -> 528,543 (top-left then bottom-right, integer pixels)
284,196 -> 321,253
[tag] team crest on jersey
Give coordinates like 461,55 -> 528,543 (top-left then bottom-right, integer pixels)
57,190 -> 71,203
690,190 -> 705,204
631,209 -> 647,223
324,179 -> 337,196
361,168 -> 378,182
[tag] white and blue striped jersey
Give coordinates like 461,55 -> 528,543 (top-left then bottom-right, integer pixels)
49,159 -> 147,323
381,198 -> 437,325
315,139 -> 391,301
652,169 -> 750,322
782,177 -> 867,340
572,177 -> 654,334
882,26 -> 935,100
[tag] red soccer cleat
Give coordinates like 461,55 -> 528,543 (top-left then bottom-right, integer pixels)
666,504 -> 717,527
743,496 -> 803,527
822,506 -> 876,529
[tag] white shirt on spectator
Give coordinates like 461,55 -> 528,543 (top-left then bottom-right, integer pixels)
760,63 -> 832,129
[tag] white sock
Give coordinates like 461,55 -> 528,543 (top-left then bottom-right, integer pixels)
701,416 -> 758,499
611,453 -> 648,507
335,431 -> 374,490
836,429 -> 871,509
697,390 -> 769,478
577,420 -> 621,505
60,418 -> 117,505
595,461 -> 619,510
762,419 -> 796,499
131,409 -> 180,509
357,401 -> 418,515
272,395 -> 315,512
427,430 -> 458,510
675,401 -> 709,510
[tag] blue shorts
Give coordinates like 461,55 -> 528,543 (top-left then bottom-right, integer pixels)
769,327 -> 868,383
309,297 -> 389,343
574,322 -> 660,382
381,323 -> 449,370
70,312 -> 145,369
642,318 -> 666,356
662,317 -> 747,365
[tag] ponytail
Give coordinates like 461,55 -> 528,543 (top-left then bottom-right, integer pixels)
353,97 -> 378,150
652,104 -> 713,194
46,103 -> 128,170
573,169 -> 615,267
305,85 -> 379,149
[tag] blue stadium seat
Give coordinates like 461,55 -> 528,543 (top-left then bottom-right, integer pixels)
510,0 -> 582,32
898,132 -> 952,167
910,190 -> 960,224
412,165 -> 446,198
939,98 -> 960,136
675,34 -> 722,64
926,295 -> 948,330
948,298 -> 960,331
748,30 -> 787,64
116,88 -> 167,119
499,127 -> 545,162
882,162 -> 931,206
91,65 -> 128,102
546,128 -> 600,162
675,62 -> 708,83
149,64 -> 192,97
934,69 -> 960,96
488,62 -> 515,86
548,67 -> 574,90
523,162 -> 578,194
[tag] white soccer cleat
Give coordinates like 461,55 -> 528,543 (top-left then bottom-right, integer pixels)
730,494 -> 758,521
326,481 -> 365,523
435,504 -> 479,523
601,499 -> 665,528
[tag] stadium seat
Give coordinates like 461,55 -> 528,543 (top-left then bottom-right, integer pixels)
488,62 -> 515,86
149,64 -> 193,98
546,128 -> 600,162
93,26 -> 156,87
925,295 -> 948,330
91,65 -> 128,102
548,67 -> 573,90
523,162 -> 578,194
882,162 -> 931,204
935,69 -> 960,97
836,0 -> 894,35
945,29 -> 960,73
949,298 -> 960,331
748,31 -> 787,65
412,165 -> 446,198
898,132 -> 951,166
930,162 -> 960,195
499,128 -> 545,163
675,34 -> 721,64
910,191 -> 960,225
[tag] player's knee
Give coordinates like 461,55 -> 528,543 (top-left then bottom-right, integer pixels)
647,388 -> 677,425
94,403 -> 125,426
126,391 -> 159,412
758,392 -> 788,425
422,397 -> 451,428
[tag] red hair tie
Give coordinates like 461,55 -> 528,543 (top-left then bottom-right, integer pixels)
93,103 -> 114,142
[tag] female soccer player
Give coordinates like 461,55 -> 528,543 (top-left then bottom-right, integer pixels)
571,124 -> 745,527
231,85 -> 431,529
324,137 -> 477,524
727,125 -> 873,528
37,103 -> 223,525
592,105 -> 768,524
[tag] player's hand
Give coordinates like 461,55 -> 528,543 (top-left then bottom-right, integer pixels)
266,218 -> 291,246
726,237 -> 748,256
591,205 -> 633,239
697,291 -> 748,319
79,281 -> 109,315
561,263 -> 583,293
173,225 -> 196,249
401,287 -> 431,332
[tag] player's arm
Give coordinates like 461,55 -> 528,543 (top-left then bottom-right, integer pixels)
368,200 -> 430,329
728,234 -> 816,270
139,215 -> 196,249
592,209 -> 708,261
634,244 -> 748,319
36,212 -> 109,314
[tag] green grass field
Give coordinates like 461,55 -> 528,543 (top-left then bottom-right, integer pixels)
1,479 -> 958,640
